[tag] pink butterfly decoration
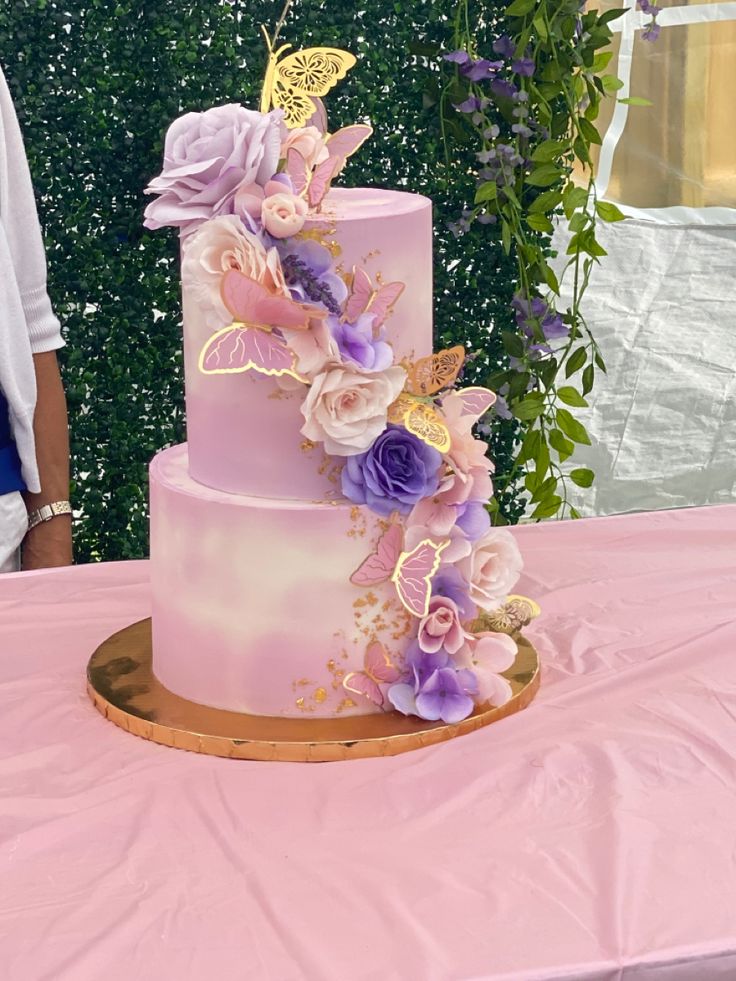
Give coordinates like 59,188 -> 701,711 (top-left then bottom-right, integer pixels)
443,386 -> 496,424
350,522 -> 448,618
343,640 -> 401,708
198,269 -> 325,379
344,266 -> 405,328
285,125 -> 373,208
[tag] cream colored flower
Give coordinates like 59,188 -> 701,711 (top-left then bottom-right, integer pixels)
455,527 -> 523,612
300,364 -> 406,456
261,192 -> 308,239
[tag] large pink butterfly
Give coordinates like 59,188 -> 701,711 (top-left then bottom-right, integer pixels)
443,387 -> 497,423
344,266 -> 405,328
350,522 -> 448,618
286,125 -> 373,208
198,269 -> 325,380
342,640 -> 401,708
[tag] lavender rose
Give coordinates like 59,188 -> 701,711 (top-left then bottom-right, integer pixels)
341,425 -> 442,516
143,104 -> 283,233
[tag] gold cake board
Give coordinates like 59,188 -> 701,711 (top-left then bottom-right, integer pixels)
87,619 -> 540,763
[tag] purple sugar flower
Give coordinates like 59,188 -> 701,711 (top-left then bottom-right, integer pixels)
279,238 -> 348,313
432,566 -> 478,622
405,642 -> 451,685
492,35 -> 515,58
416,668 -> 475,723
456,501 -> 492,542
341,425 -> 443,517
329,313 -> 393,371
512,57 -> 535,77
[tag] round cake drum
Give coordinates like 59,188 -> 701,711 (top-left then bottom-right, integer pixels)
87,619 -> 540,762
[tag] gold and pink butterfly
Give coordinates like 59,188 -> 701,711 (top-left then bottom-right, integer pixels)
351,520 -> 447,619
285,119 -> 373,208
344,265 -> 405,328
342,640 -> 401,709
198,268 -> 327,380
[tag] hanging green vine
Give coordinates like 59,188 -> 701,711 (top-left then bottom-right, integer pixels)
441,0 -> 652,521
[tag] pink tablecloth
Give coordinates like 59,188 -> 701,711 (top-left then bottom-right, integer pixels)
2,506 -> 736,981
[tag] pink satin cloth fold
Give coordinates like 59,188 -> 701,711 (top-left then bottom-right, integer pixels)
2,505 -> 736,981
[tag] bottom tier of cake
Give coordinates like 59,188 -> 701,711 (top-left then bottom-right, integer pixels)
149,445 -> 414,718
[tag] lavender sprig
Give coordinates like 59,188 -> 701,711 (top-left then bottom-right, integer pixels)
281,253 -> 342,316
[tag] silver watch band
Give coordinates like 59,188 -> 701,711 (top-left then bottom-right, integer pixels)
27,500 -> 73,531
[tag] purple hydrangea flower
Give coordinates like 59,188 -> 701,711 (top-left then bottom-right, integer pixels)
329,313 -> 393,371
456,500 -> 492,542
279,238 -> 348,313
416,668 -> 476,723
341,425 -> 443,517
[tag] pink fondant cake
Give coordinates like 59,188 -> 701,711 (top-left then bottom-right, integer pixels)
143,55 -> 526,724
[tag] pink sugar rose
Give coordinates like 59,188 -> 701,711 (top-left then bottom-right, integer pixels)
281,125 -> 330,170
456,527 -> 523,612
417,596 -> 472,656
261,192 -> 308,239
233,178 -> 289,220
281,319 -> 340,380
143,104 -> 283,233
456,631 -> 516,706
437,391 -> 495,505
181,215 -> 287,329
300,364 -> 406,456
403,518 -> 471,565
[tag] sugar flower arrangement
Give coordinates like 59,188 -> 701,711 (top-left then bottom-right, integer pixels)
144,39 -> 536,724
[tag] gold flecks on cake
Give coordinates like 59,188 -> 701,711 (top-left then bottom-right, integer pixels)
313,687 -> 328,704
362,249 -> 380,264
291,678 -> 312,692
297,225 -> 341,257
326,658 -> 346,691
335,698 -> 357,714
300,439 -> 316,453
347,506 -> 368,540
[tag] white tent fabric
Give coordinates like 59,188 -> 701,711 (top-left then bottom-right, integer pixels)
551,0 -> 736,516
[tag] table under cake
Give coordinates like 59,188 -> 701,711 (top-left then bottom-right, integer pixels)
2,504 -> 735,980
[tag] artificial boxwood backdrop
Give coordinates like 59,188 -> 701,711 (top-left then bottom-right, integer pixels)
1,0 -> 520,562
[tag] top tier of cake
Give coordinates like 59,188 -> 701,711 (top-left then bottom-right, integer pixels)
182,187 -> 433,500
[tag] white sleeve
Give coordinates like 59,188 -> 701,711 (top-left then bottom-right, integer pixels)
0,67 -> 63,354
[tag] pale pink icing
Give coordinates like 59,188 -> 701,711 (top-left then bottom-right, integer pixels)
183,188 -> 433,498
150,444 -> 414,717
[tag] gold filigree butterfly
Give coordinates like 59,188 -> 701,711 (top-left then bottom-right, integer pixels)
259,27 -> 357,129
387,346 -> 467,454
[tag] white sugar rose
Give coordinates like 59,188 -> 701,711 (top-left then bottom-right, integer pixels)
181,215 -> 287,328
455,527 -> 523,612
300,364 -> 406,456
261,192 -> 308,239
281,126 -> 330,170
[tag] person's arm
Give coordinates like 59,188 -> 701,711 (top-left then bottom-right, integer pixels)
21,350 -> 72,569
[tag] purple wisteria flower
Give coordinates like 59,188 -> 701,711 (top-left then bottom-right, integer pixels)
511,57 -> 535,77
444,51 -> 503,82
341,425 -> 443,517
454,95 -> 482,114
329,313 -> 393,371
513,292 -> 571,343
492,35 -> 516,59
642,21 -> 661,41
490,78 -> 519,102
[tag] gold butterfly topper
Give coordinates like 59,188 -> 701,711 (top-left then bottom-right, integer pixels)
259,25 -> 357,129
387,347 -> 467,454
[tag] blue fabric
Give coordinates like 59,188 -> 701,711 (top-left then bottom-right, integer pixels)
0,388 -> 27,494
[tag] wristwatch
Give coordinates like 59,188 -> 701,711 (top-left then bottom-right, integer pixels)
27,500 -> 73,531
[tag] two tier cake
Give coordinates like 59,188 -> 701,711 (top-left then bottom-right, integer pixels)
141,40 -> 530,728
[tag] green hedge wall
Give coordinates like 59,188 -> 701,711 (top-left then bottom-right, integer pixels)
0,0 -> 520,562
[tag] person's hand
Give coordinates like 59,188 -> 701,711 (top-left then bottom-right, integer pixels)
21,516 -> 73,570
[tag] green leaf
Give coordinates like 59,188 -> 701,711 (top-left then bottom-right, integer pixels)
508,370 -> 531,399
578,117 -> 602,146
535,440 -> 551,479
592,50 -> 614,72
524,470 -> 541,493
557,386 -> 589,408
475,182 -> 498,204
502,331 -> 525,358
531,140 -> 567,163
541,262 -> 561,294
502,219 -> 512,254
513,396 -> 546,421
569,467 -> 595,488
562,184 -> 588,218
519,427 -> 541,464
528,189 -> 563,215
556,408 -> 592,445
565,347 -> 587,377
505,0 -> 537,16
598,7 -> 627,25
595,351 -> 607,372
596,200 -> 627,222
569,506 -> 582,519
569,211 -> 588,234
582,363 -> 595,396
618,96 -> 654,107
526,164 -> 563,188
531,475 -> 558,503
601,75 -> 625,94
526,213 -> 554,233
549,428 -> 574,461
533,14 -> 548,39
530,496 -> 563,519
